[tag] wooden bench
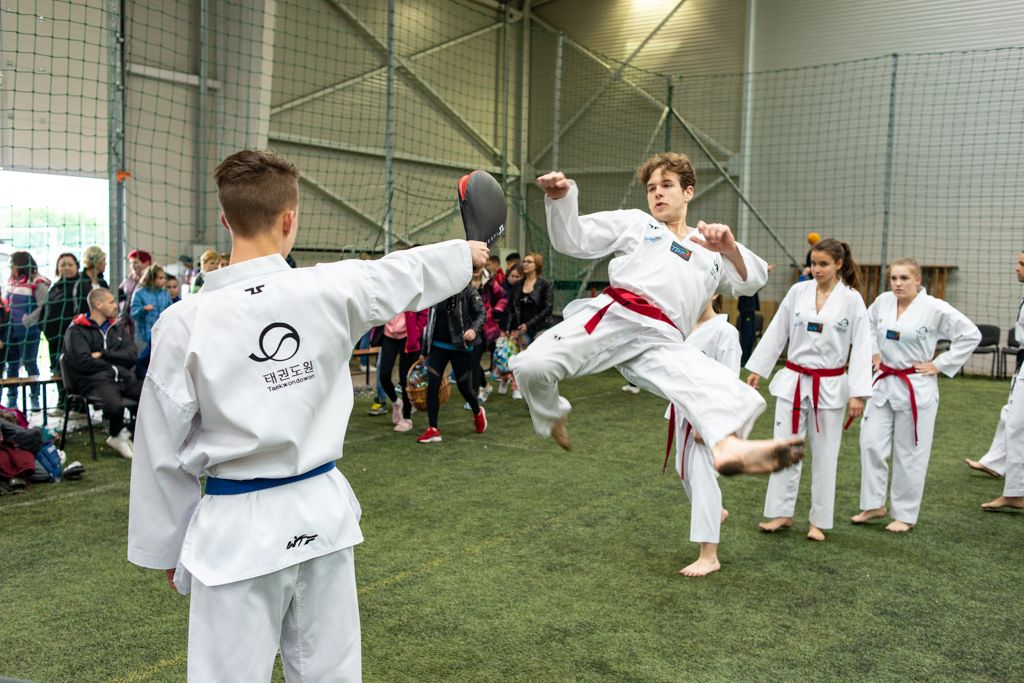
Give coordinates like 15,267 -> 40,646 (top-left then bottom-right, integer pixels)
0,375 -> 63,426
859,264 -> 958,304
351,347 -> 381,385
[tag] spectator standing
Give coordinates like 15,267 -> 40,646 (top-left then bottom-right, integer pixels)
4,251 -> 50,410
130,264 -> 173,378
119,249 -> 152,338
81,246 -> 110,293
190,249 -> 221,293
41,252 -> 89,415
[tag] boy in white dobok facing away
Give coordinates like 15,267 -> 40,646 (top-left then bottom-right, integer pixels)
980,251 -> 1024,512
127,150 -> 488,682
512,152 -> 803,477
851,258 -> 980,532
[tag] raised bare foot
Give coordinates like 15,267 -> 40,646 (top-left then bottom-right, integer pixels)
885,520 -> 914,532
721,508 -> 730,524
806,524 -> 825,542
964,458 -> 1002,478
679,557 -> 721,577
551,417 -> 572,451
758,516 -> 793,533
981,496 -> 1024,511
714,435 -> 804,476
851,507 -> 887,524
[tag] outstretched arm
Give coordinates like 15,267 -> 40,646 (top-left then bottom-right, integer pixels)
537,173 -> 640,259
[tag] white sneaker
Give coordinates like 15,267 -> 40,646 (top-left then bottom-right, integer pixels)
497,380 -> 509,395
622,384 -> 641,394
394,418 -> 413,432
511,389 -> 523,400
106,434 -> 134,459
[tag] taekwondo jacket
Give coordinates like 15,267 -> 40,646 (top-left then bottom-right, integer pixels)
127,241 -> 472,591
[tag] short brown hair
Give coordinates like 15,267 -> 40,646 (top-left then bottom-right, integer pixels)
635,152 -> 696,190
214,150 -> 300,237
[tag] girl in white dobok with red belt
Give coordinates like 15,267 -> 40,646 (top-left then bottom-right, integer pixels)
746,239 -> 873,541
851,258 -> 980,532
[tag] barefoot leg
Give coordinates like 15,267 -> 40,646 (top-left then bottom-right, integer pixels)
965,458 -> 1002,479
758,516 -> 793,532
712,435 -> 804,476
679,542 -> 721,577
850,507 -> 887,524
981,495 -> 1024,511
551,416 -> 571,451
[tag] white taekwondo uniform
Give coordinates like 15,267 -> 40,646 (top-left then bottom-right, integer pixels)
745,279 -> 873,530
1001,296 -> 1024,497
510,182 -> 769,449
664,313 -> 741,544
859,291 -> 980,524
977,296 -> 1024,477
127,242 -> 471,683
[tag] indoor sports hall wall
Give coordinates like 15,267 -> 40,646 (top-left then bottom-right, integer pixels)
2,0 -> 1022,374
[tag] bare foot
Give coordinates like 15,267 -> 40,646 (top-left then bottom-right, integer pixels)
721,508 -> 730,524
806,524 -> 825,541
981,496 -> 1024,511
679,557 -> 720,577
965,458 -> 1002,479
851,507 -> 887,524
713,435 -> 804,476
758,516 -> 793,533
551,417 -> 572,451
885,520 -> 914,532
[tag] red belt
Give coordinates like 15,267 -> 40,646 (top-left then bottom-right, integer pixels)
583,287 -> 684,470
584,287 -> 678,335
874,363 -> 919,445
785,360 -> 845,434
661,411 -> 693,481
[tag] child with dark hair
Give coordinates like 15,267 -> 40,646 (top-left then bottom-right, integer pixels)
5,251 -> 50,410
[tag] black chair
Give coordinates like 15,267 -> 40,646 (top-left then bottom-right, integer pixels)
999,328 -> 1020,378
972,324 -> 1001,376
59,354 -> 138,461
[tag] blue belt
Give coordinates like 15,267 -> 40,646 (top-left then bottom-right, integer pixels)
205,461 -> 336,496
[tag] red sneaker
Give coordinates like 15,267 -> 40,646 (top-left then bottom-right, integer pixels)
417,427 -> 442,443
474,406 -> 488,434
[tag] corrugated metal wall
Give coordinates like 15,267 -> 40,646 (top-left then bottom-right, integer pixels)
753,0 -> 1024,69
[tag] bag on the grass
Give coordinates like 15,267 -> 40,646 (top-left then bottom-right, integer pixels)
491,335 -> 519,376
34,440 -> 62,482
0,405 -> 28,429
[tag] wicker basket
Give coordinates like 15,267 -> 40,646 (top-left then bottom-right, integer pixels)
406,359 -> 450,412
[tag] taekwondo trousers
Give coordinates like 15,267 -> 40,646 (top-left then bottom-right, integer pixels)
510,305 -> 765,449
1003,372 -> 1024,497
675,425 -> 723,544
187,546 -> 360,683
978,404 -> 1009,476
858,399 -> 939,525
763,397 -> 844,530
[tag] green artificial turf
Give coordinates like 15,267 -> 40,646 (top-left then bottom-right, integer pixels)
0,370 -> 1018,682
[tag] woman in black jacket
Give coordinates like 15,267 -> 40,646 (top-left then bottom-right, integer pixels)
507,251 -> 554,347
41,253 -> 89,414
417,283 -> 488,443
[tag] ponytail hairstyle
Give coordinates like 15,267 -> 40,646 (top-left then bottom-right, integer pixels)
811,238 -> 861,292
